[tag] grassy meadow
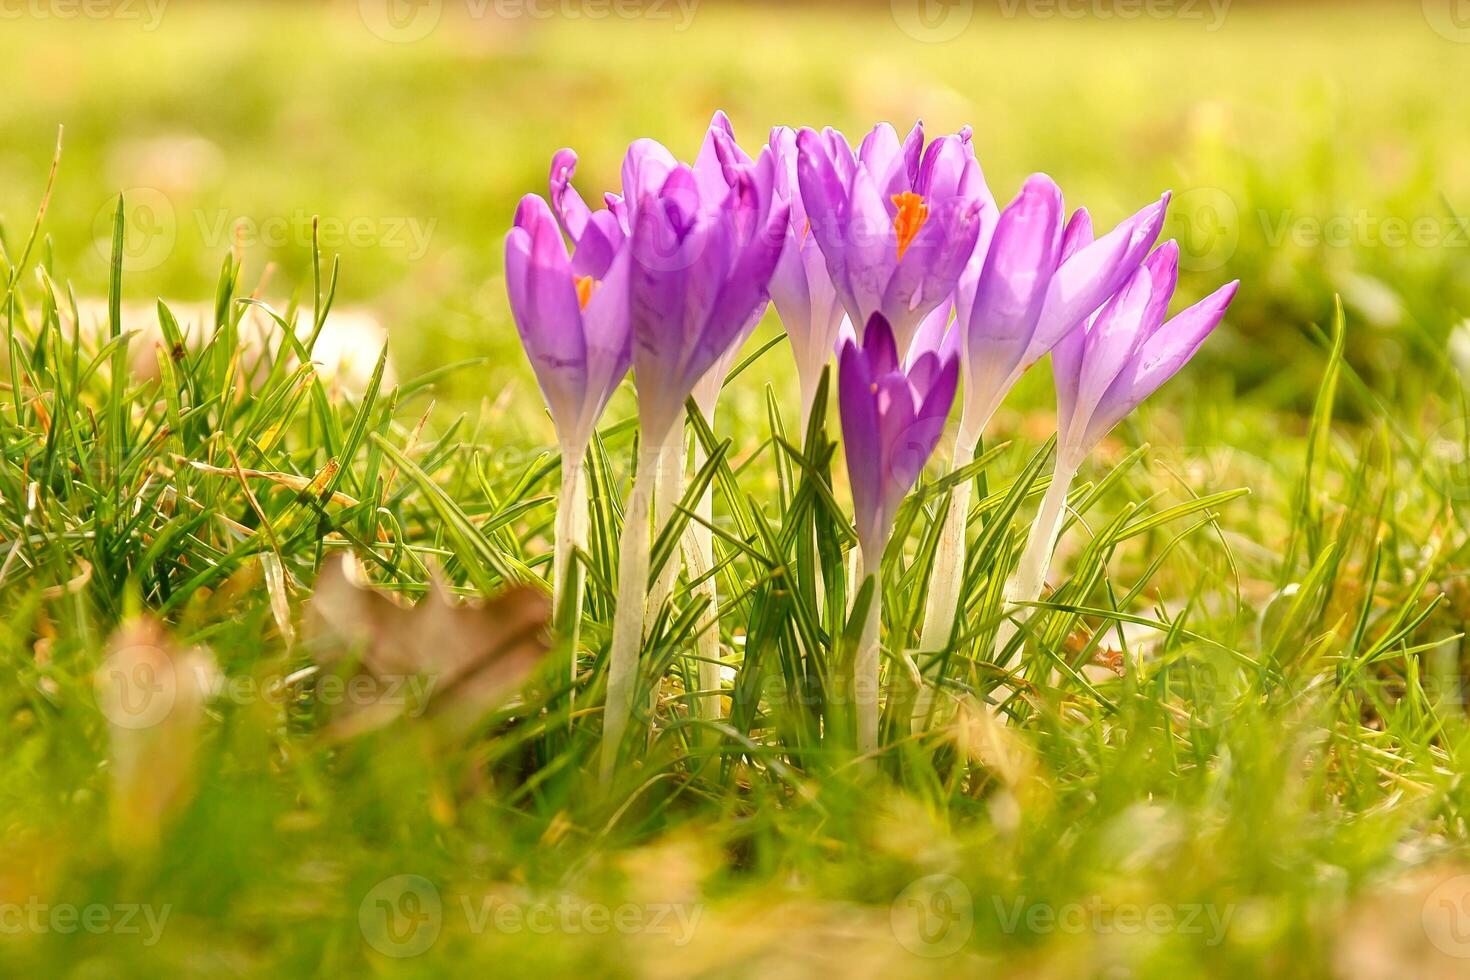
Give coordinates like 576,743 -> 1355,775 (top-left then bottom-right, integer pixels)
3,1 -> 1470,976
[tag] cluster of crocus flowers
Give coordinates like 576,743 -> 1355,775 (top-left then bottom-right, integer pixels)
505,111 -> 1238,778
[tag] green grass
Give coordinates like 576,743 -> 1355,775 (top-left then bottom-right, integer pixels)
3,2 -> 1470,976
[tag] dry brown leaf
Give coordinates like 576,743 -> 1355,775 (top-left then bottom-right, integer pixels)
304,553 -> 551,739
95,616 -> 218,852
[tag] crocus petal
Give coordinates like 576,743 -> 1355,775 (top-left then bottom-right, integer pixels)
569,210 -> 624,281
841,163 -> 898,333
915,132 -> 972,201
858,122 -> 908,201
1070,264 -> 1156,434
1029,193 -> 1168,361
505,195 -> 588,433
620,138 -> 679,230
549,148 -> 592,242
1083,280 -> 1239,448
838,339 -> 883,549
693,110 -> 748,205
874,371 -> 920,522
1060,207 -> 1093,261
692,200 -> 788,377
1138,240 -> 1181,339
964,175 -> 1064,356
861,313 -> 901,377
882,195 -> 985,351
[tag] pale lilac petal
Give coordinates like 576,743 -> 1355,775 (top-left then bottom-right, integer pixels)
1083,280 -> 1238,447
882,196 -> 985,352
505,195 -> 587,432
549,149 -> 592,242
838,339 -> 883,549
1060,207 -> 1093,261
620,138 -> 678,228
858,122 -> 907,201
1071,264 -> 1157,432
1029,193 -> 1167,360
963,174 -> 1064,374
1139,240 -> 1181,338
843,163 -> 897,333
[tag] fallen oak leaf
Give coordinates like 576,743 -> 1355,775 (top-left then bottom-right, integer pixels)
304,553 -> 551,740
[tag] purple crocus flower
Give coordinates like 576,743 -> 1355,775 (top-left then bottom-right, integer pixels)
602,130 -> 789,782
505,159 -> 632,453
992,240 -> 1238,659
955,175 -> 1170,436
839,313 -> 959,562
769,125 -> 848,426
797,122 -> 992,355
507,150 -> 634,705
838,311 -> 958,752
1052,240 -> 1239,467
628,145 -> 788,444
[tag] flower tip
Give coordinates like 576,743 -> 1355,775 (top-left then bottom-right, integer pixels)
551,147 -> 577,175
1020,172 -> 1063,203
514,193 -> 549,228
863,311 -> 892,339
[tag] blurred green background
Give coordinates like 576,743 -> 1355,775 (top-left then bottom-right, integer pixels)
1,0 -> 1466,430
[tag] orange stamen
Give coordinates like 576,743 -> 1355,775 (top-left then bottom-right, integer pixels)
892,191 -> 930,261
575,275 -> 599,311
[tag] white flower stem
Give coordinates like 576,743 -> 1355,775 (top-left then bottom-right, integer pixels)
855,541 -> 883,755
599,435 -> 667,786
994,455 -> 1080,658
644,432 -> 684,638
682,435 -> 721,720
553,442 -> 588,719
911,424 -> 981,732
